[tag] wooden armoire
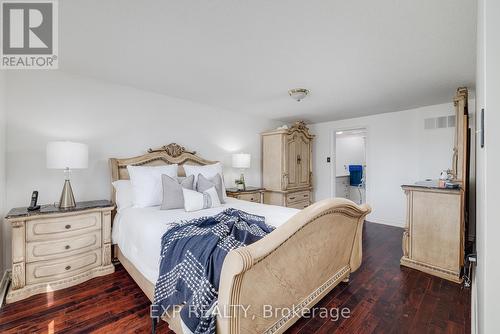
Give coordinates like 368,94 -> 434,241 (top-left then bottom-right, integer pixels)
261,121 -> 314,209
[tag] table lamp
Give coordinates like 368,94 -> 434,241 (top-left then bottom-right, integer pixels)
46,141 -> 88,209
232,153 -> 251,190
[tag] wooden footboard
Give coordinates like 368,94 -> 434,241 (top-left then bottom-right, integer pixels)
116,198 -> 370,334
217,198 -> 371,334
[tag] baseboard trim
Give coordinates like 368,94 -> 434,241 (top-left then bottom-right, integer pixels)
471,265 -> 477,334
0,270 -> 11,308
368,217 -> 404,228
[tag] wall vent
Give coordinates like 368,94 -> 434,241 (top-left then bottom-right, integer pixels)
448,115 -> 456,127
424,115 -> 456,130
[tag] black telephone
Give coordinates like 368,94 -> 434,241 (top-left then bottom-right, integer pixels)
27,191 -> 40,211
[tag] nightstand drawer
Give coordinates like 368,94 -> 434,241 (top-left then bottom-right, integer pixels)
237,193 -> 261,203
26,249 -> 102,285
286,191 -> 310,204
27,230 -> 101,262
27,212 -> 101,242
287,200 -> 310,210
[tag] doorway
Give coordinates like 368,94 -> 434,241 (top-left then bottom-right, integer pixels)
334,128 -> 367,204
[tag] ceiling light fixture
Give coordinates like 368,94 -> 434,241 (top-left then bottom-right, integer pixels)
288,88 -> 310,102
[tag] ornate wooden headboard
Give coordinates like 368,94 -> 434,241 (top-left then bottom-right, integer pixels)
109,143 -> 217,202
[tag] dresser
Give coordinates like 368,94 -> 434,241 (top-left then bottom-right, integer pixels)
400,88 -> 469,284
401,184 -> 464,283
5,200 -> 115,303
261,121 -> 314,209
226,187 -> 265,203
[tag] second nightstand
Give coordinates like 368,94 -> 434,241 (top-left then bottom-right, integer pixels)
5,200 -> 115,303
226,187 -> 265,203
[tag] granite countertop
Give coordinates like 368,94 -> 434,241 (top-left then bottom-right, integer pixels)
5,200 -> 115,219
402,180 -> 462,191
226,186 -> 264,193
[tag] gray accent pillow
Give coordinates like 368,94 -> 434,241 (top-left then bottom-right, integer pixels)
197,174 -> 226,204
161,174 -> 194,210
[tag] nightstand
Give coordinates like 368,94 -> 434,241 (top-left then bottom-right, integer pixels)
226,187 -> 265,203
5,200 -> 115,303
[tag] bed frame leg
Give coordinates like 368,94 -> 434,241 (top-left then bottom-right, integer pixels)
342,274 -> 350,283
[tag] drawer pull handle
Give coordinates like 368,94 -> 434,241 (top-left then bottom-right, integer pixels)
65,224 -> 71,229
65,245 -> 70,250
250,198 -> 254,201
65,265 -> 71,271
303,194 -> 308,197
289,197 -> 296,200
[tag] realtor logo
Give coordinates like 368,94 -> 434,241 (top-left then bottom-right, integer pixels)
1,0 -> 58,69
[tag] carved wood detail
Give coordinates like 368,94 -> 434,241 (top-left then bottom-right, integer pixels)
147,143 -> 196,157
402,231 -> 409,257
11,263 -> 25,290
263,266 -> 351,334
103,244 -> 112,266
11,221 -> 25,228
288,121 -> 315,139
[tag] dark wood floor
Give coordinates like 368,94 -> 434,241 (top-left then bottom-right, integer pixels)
0,222 -> 470,334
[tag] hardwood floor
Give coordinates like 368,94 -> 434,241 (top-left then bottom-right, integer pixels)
0,222 -> 470,334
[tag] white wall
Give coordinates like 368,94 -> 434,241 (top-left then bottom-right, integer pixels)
335,135 -> 365,177
0,72 -> 6,274
3,71 -> 280,269
311,102 -> 465,227
475,0 -> 500,332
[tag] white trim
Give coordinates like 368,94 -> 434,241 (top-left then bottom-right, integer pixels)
368,217 -> 405,228
471,265 -> 477,334
0,270 -> 10,308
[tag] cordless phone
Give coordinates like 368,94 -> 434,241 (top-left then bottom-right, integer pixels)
27,191 -> 40,211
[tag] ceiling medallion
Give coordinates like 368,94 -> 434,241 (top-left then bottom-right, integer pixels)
288,88 -> 310,102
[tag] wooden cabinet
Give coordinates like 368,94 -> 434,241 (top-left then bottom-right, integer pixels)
262,121 -> 314,208
400,186 -> 464,283
5,200 -> 115,303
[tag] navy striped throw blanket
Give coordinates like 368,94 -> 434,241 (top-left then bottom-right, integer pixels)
151,208 -> 275,334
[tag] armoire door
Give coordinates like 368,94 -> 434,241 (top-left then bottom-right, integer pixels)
285,134 -> 299,189
297,134 -> 311,187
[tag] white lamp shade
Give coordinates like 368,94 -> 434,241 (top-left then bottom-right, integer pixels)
46,141 -> 89,169
232,153 -> 251,169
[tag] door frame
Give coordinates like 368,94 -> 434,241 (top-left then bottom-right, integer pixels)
330,126 -> 369,201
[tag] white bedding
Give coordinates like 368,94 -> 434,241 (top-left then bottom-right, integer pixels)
112,198 -> 299,284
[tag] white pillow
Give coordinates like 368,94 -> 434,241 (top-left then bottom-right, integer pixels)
112,180 -> 134,212
183,162 -> 227,199
183,187 -> 221,212
127,164 -> 178,207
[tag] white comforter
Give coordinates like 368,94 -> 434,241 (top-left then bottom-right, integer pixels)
112,198 -> 299,284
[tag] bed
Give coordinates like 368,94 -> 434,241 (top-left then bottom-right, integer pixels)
109,143 -> 371,334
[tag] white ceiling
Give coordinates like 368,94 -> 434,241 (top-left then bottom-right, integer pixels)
59,0 -> 476,123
